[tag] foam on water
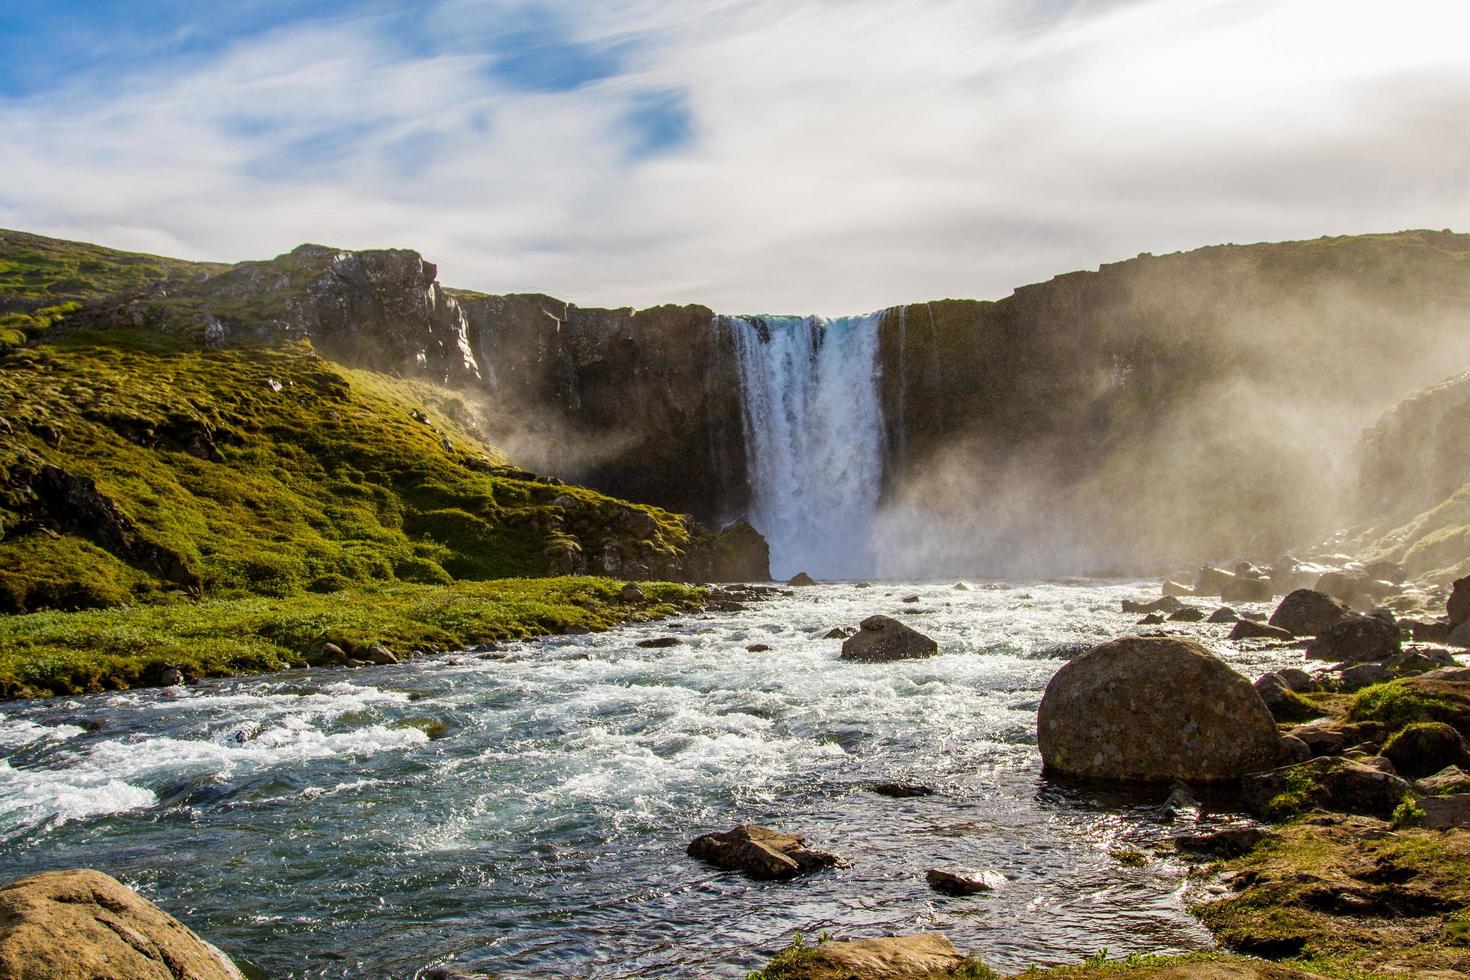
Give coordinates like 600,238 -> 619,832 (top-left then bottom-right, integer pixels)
0,582 -> 1340,977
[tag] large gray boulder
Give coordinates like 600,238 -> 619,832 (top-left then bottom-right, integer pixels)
1268,589 -> 1354,637
1037,636 -> 1281,783
840,616 -> 939,662
0,869 -> 244,979
1305,614 -> 1401,663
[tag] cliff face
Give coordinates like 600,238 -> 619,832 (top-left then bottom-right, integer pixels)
1351,370 -> 1470,582
15,227 -> 1470,575
458,295 -> 748,522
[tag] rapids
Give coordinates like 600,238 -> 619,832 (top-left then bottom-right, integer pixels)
0,582 -> 1309,978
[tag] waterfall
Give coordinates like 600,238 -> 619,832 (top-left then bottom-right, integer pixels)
724,312 -> 886,580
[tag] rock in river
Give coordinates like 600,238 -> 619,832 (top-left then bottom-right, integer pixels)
0,868 -> 244,979
1268,588 -> 1354,637
926,867 -> 1005,895
1037,636 -> 1281,783
787,571 -> 816,586
686,824 -> 841,880
1305,614 -> 1401,663
752,933 -> 969,979
840,616 -> 939,662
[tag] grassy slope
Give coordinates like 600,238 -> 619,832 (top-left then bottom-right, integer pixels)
0,235 -> 706,697
0,577 -> 703,699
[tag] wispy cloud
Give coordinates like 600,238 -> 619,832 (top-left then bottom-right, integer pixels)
2,0 -> 1467,312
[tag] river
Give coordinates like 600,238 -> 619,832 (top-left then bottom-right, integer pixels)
0,581 -> 1304,977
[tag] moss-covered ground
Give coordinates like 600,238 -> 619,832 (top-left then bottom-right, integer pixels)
0,328 -> 694,613
0,577 -> 704,698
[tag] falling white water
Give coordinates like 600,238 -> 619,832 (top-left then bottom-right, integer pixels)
725,313 -> 886,580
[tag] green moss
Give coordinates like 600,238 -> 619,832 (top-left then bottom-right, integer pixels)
1349,680 -> 1458,729
1010,951 -> 1239,977
0,335 -> 696,612
1390,794 -> 1426,828
0,229 -> 227,305
0,577 -> 704,698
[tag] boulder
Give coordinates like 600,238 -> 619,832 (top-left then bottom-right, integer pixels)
1137,613 -> 1165,625
1122,596 -> 1185,614
1277,667 -> 1318,693
1315,570 -> 1371,604
1229,620 -> 1293,641
1168,607 -> 1205,622
1285,720 -> 1388,758
1036,636 -> 1281,783
1419,794 -> 1470,829
1382,722 -> 1469,779
787,571 -> 816,586
1363,560 -> 1407,584
1207,607 -> 1239,623
1195,565 -> 1235,597
823,626 -> 856,639
1337,662 -> 1393,691
1221,576 -> 1273,604
753,933 -> 969,979
1450,619 -> 1470,648
1242,757 -> 1413,820
636,636 -> 683,648
362,644 -> 399,665
157,667 -> 185,687
1161,580 -> 1193,597
1305,615 -> 1401,663
1449,574 -> 1470,629
900,594 -> 921,603
1409,619 -> 1453,643
1415,764 -> 1470,795
1254,673 -> 1314,722
708,521 -> 771,582
1174,824 -> 1267,856
840,616 -> 939,662
953,582 -> 970,591
865,781 -> 935,798
686,825 -> 840,880
925,868 -> 1005,895
0,869 -> 244,979
1278,734 -> 1312,764
619,582 -> 646,602
1268,589 -> 1354,637
746,643 -> 771,652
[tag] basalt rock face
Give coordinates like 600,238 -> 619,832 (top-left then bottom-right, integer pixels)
458,295 -> 748,522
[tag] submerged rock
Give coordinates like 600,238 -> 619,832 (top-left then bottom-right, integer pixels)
839,616 -> 939,662
925,867 -> 1005,895
1037,636 -> 1280,783
866,781 -> 935,798
636,636 -> 683,648
686,824 -> 841,880
0,869 -> 244,979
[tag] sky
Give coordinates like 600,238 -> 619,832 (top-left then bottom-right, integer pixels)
1,0 -> 1467,314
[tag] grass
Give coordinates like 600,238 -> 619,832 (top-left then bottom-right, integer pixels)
0,228 -> 227,307
1349,679 -> 1466,732
1193,815 -> 1470,976
0,330 -> 696,613
0,577 -> 705,698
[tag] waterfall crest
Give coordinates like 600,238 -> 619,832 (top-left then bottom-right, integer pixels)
724,313 -> 886,580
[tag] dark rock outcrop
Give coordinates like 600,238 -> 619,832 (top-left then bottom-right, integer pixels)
1269,589 -> 1355,637
840,616 -> 939,662
1305,615 -> 1401,663
1242,757 -> 1412,820
706,520 -> 770,582
0,868 -> 244,979
1036,636 -> 1281,783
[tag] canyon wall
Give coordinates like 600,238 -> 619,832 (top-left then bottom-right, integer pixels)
56,228 -> 1470,576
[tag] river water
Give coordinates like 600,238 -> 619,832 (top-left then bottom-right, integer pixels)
0,582 -> 1306,978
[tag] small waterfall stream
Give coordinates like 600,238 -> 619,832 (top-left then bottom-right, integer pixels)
723,313 -> 886,580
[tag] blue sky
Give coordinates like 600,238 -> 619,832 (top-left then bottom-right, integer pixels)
1,0 -> 1467,312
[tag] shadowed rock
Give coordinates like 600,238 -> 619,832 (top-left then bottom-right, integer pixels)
1269,589 -> 1355,637
840,616 -> 939,662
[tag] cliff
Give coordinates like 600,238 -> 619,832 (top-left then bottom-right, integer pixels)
9,227 -> 1470,576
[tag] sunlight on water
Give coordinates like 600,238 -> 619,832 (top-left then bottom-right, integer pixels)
0,583 -> 1309,978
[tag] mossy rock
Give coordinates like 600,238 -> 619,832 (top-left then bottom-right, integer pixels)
1383,721 -> 1470,780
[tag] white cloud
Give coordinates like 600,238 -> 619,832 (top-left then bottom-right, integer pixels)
2,0 -> 1468,313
